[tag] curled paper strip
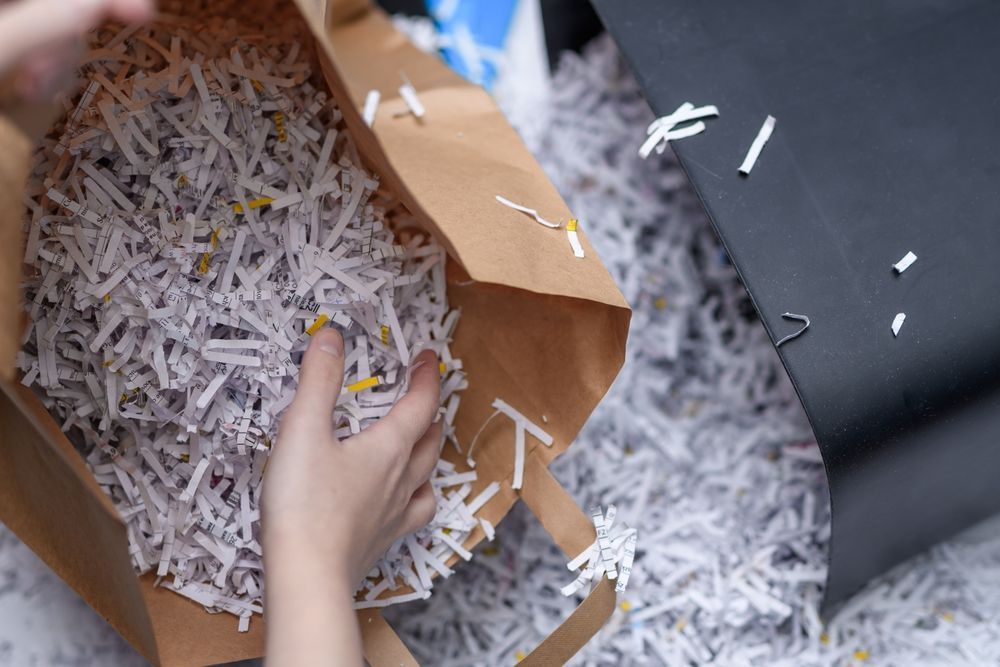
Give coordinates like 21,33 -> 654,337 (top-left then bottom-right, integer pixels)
494,194 -> 561,228
490,397 -> 553,491
775,312 -> 811,348
639,102 -> 718,159
561,505 -> 638,597
494,195 -> 586,260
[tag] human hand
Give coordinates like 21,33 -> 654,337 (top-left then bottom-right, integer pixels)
262,328 -> 442,665
0,0 -> 155,99
264,327 -> 442,583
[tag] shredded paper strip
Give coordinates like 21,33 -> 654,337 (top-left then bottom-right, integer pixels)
19,14 -> 491,630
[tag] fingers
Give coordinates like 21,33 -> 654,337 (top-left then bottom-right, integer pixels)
108,0 -> 156,23
397,481 -> 436,537
13,42 -> 77,100
287,328 -> 345,427
0,0 -> 154,72
367,349 -> 440,450
404,420 -> 443,492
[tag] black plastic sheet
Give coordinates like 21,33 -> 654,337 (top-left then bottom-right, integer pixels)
591,0 -> 1000,612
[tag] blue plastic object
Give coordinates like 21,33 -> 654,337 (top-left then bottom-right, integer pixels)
425,0 -> 518,89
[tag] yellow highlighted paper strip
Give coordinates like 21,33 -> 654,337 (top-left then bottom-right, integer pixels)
273,112 -> 287,143
305,314 -> 329,335
438,362 -> 447,375
198,224 -> 226,273
347,376 -> 380,392
232,197 -> 274,214
567,218 -> 579,232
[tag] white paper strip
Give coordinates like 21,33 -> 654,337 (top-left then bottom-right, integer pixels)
892,251 -> 918,274
363,89 -> 381,127
22,18 -> 471,625
639,101 -> 718,159
511,425 -> 526,490
614,531 -> 637,593
892,312 -> 906,337
398,73 -> 426,119
494,195 -> 561,229
775,312 -> 810,348
738,115 -> 776,175
566,218 -> 585,259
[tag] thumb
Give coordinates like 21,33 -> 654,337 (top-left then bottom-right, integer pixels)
288,327 -> 345,426
0,0 -> 154,73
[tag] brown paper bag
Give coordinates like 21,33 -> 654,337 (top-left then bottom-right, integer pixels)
0,1 -> 631,664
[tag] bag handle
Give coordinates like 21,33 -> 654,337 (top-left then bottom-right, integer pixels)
357,609 -> 419,667
517,454 -> 617,666
359,452 -> 617,665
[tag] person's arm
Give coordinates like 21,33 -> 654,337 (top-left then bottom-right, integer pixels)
0,0 -> 154,99
262,328 -> 442,666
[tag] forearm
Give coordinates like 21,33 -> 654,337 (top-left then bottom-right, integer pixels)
265,547 -> 362,666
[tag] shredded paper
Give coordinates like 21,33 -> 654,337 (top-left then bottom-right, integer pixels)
15,11 -> 992,664
379,29 -> 1000,667
893,251 -> 918,274
775,312 -> 810,348
638,102 -> 718,160
18,14 -> 487,630
891,312 -> 907,337
494,194 -> 585,258
738,115 -> 776,175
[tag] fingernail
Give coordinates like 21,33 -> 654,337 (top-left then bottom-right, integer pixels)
315,330 -> 343,358
415,347 -> 437,363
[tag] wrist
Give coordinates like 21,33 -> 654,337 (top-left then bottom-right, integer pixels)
264,541 -> 363,666
265,546 -> 357,632
265,531 -> 355,590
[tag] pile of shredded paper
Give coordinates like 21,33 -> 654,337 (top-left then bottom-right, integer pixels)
384,31 -> 1000,666
18,13 -> 484,630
